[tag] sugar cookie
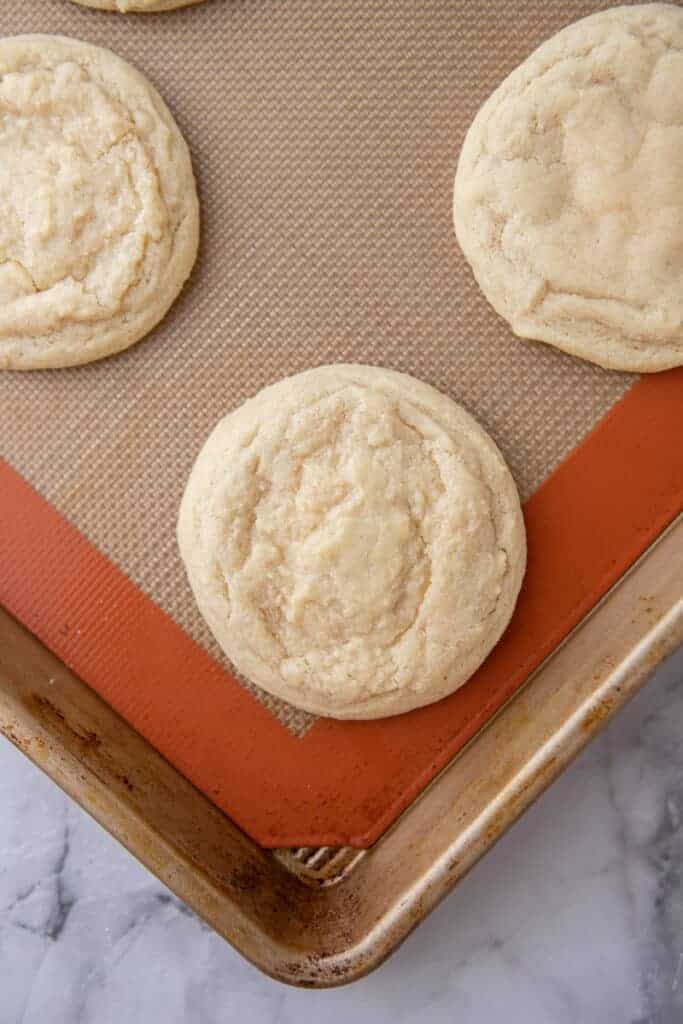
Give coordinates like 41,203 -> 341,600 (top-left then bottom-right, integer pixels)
454,4 -> 683,372
178,365 -> 526,719
0,35 -> 199,369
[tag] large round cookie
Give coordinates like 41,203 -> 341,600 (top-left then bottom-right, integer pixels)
0,35 -> 199,369
453,4 -> 683,373
71,1 -> 206,11
178,365 -> 526,720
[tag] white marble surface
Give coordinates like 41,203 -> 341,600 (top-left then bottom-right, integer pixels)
1,647 -> 683,1023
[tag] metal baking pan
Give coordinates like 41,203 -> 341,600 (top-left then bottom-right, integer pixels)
1,514 -> 680,985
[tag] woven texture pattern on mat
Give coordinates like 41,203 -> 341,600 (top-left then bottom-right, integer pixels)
1,0 -> 635,735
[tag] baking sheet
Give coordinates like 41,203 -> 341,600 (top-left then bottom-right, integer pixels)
1,0 -> 682,847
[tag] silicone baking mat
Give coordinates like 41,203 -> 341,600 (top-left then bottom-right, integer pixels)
1,0 -> 682,847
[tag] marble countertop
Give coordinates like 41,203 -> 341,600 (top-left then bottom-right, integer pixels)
2,647 -> 682,1023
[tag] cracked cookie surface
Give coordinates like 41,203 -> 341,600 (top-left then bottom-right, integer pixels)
178,365 -> 526,719
453,3 -> 683,372
0,35 -> 199,369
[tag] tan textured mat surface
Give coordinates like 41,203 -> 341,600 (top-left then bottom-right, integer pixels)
1,0 -> 636,735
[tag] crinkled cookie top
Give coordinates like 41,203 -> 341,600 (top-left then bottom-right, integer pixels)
0,35 -> 198,368
454,3 -> 683,372
178,365 -> 526,719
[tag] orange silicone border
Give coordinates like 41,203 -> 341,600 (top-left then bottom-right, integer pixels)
1,369 -> 682,847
